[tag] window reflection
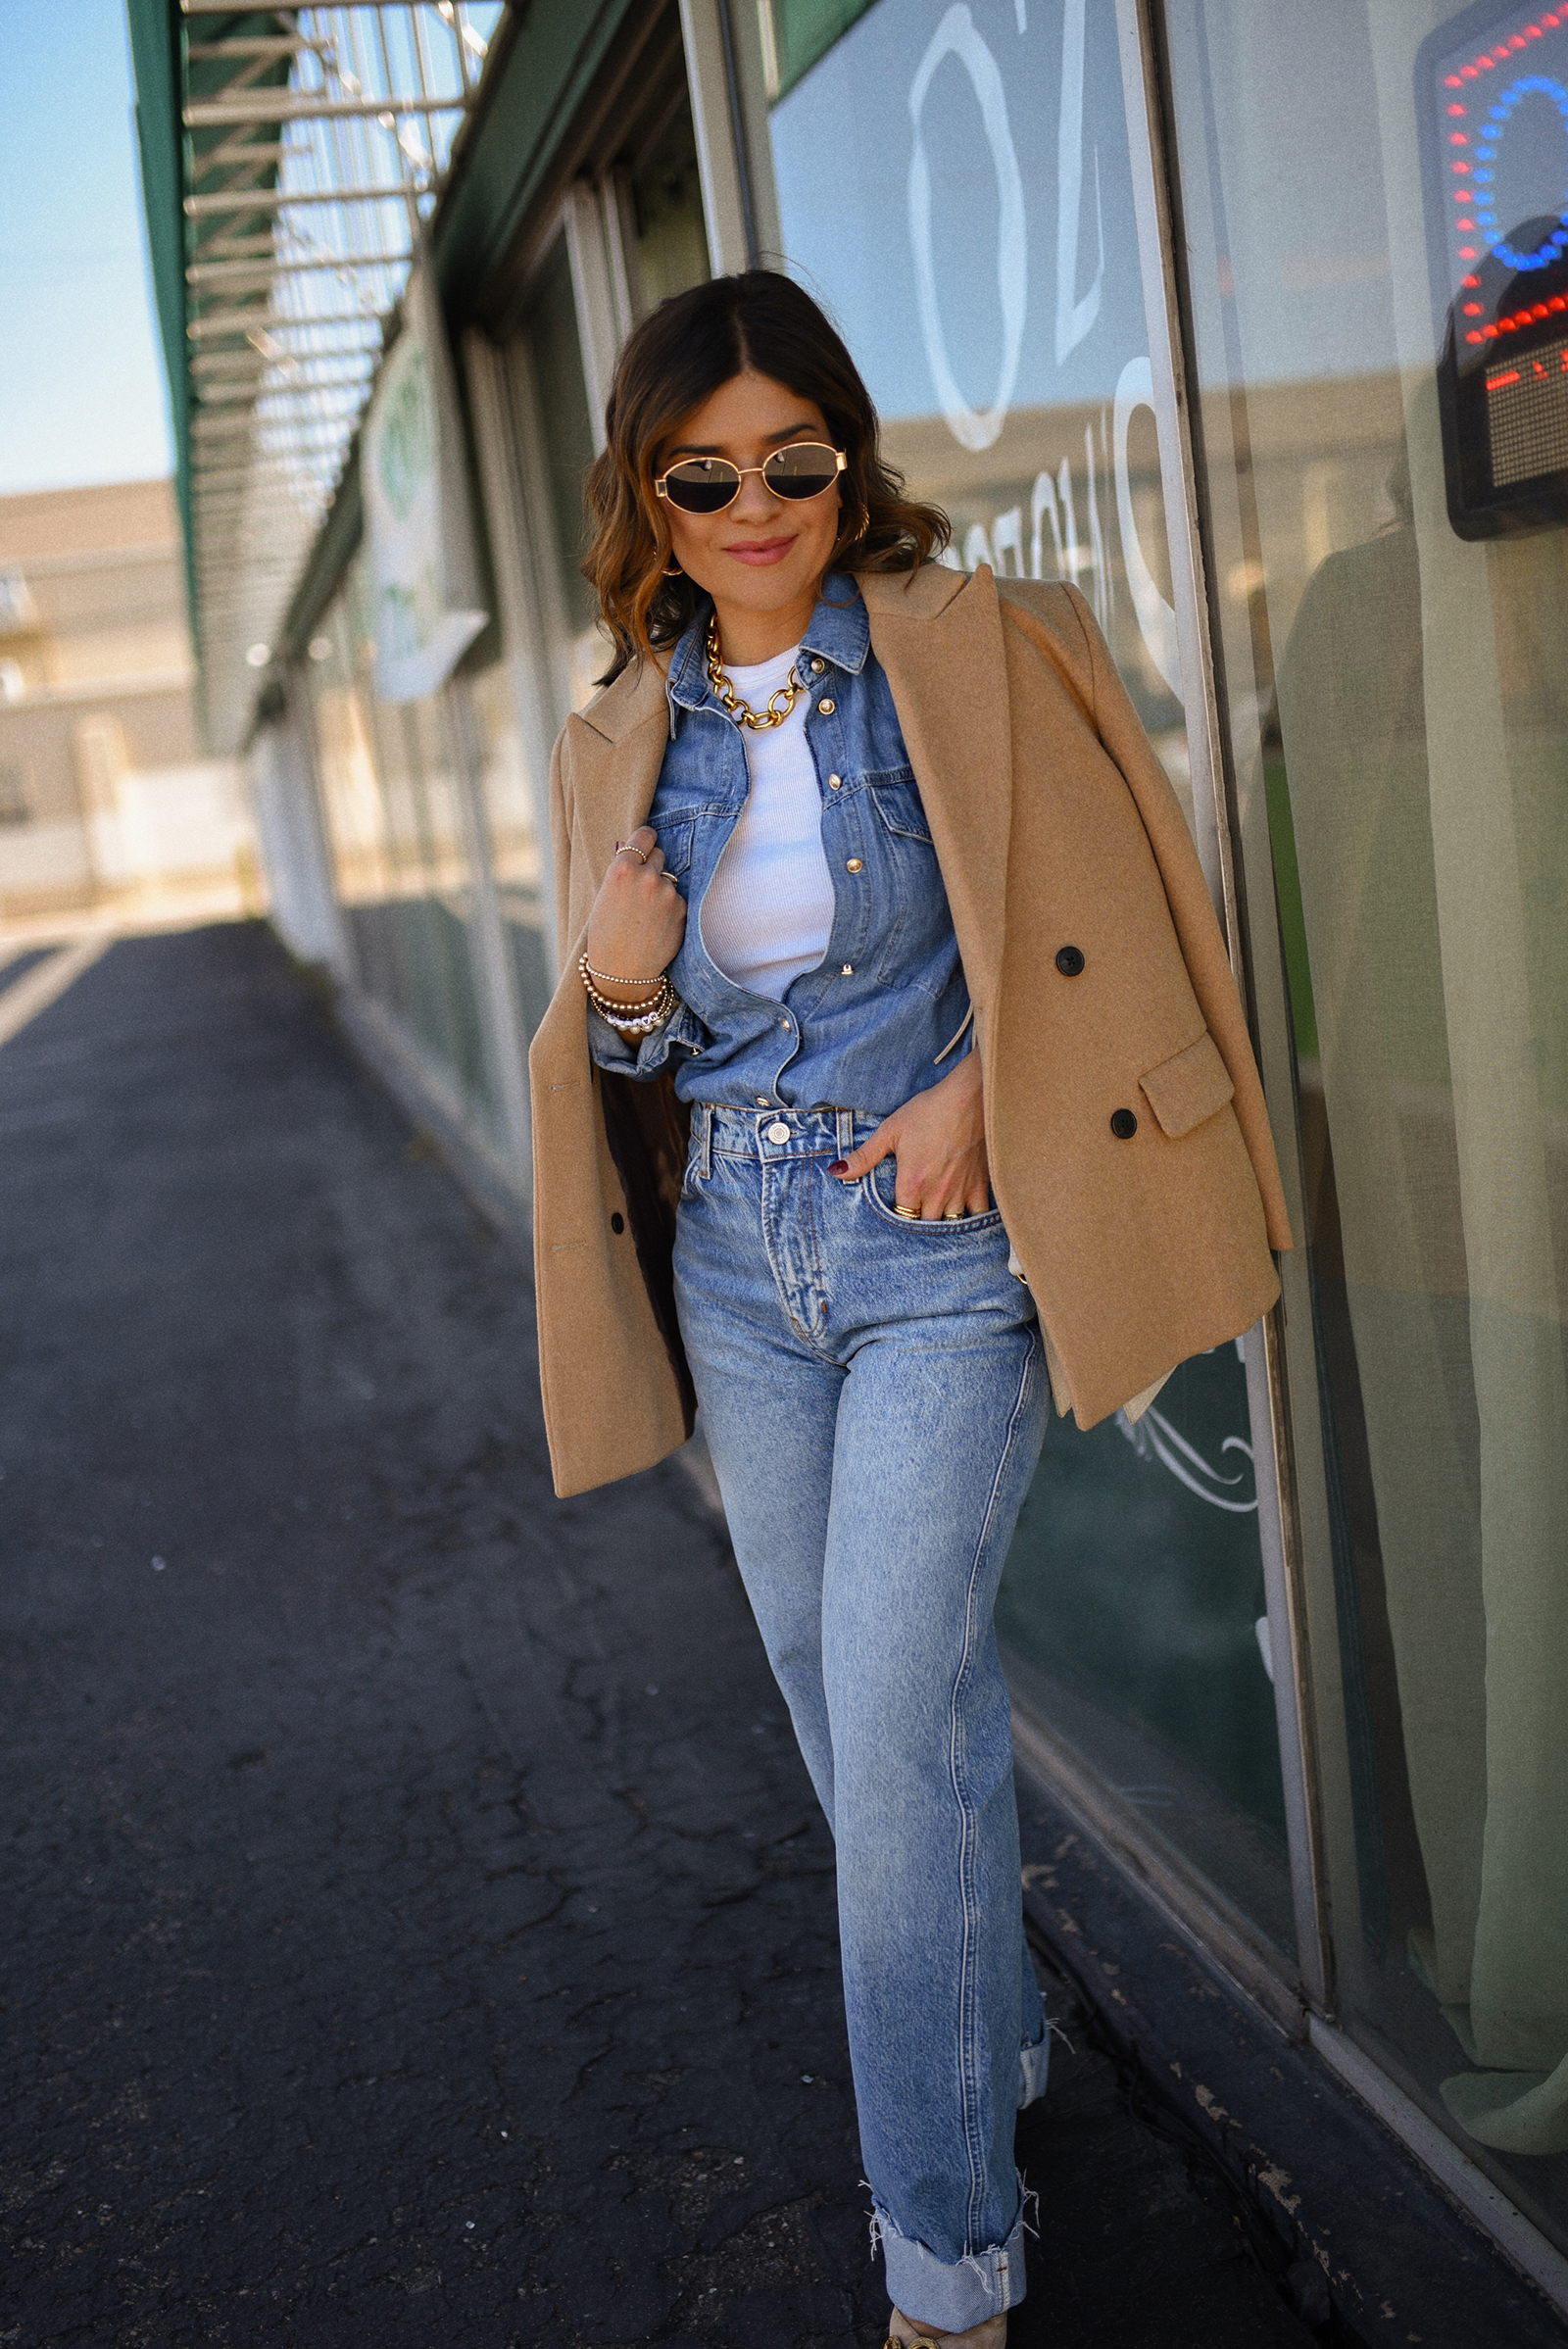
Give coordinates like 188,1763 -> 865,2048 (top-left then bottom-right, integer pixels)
308,562 -> 496,1134
1165,0 -> 1568,2232
627,93 -> 710,312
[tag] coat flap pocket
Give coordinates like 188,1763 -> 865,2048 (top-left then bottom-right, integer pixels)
1138,1030 -> 1234,1139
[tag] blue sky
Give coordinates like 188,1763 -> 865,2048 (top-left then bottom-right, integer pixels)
0,0 -> 173,493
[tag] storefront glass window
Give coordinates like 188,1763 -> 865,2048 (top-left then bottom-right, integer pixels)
510,232 -> 606,723
309,558 -> 497,1138
628,94 -> 710,311
466,658 -> 553,1049
1163,0 -> 1568,2238
746,0 -> 1294,1955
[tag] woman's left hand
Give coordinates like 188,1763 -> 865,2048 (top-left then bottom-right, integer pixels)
829,1050 -> 991,1219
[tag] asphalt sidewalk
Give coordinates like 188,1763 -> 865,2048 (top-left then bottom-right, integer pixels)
0,922 -> 1318,2347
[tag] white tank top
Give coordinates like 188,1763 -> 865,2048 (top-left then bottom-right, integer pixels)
698,643 -> 836,1002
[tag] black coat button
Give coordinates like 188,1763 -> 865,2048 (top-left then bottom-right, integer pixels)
1109,1108 -> 1138,1139
611,1212 -> 625,1233
1055,945 -> 1086,976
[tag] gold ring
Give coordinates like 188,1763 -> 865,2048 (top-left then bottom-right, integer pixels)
895,1204 -> 920,1219
615,841 -> 649,864
943,1210 -> 964,1220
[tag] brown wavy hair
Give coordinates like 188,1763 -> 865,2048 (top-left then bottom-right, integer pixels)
582,270 -> 949,681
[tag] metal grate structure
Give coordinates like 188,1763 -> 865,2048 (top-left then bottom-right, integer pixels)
166,3 -> 509,749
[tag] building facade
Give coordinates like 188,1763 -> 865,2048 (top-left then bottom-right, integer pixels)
0,479 -> 255,927
130,0 -> 1568,2306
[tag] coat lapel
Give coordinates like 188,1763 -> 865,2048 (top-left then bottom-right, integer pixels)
859,565 -> 1013,1024
564,657 -> 671,929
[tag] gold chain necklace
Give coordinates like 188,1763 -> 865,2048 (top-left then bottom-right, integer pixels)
706,616 -> 804,731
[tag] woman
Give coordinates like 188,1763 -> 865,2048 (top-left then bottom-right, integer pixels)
528,271 -> 1291,2346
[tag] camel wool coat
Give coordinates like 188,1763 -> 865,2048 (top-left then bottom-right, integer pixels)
528,563 -> 1292,1499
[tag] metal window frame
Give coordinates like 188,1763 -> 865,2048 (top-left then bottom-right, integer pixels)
1113,0 -> 1331,2016
679,0 -> 753,273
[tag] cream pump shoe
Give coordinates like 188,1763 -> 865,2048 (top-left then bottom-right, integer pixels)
884,2312 -> 1007,2349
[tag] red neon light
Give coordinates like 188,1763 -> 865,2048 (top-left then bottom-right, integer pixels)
1461,63 -> 1478,76
1462,272 -> 1481,285
1480,291 -> 1568,342
1452,161 -> 1471,172
1463,301 -> 1485,314
1449,130 -> 1469,142
1467,328 -> 1485,341
1459,245 -> 1479,258
1489,368 -> 1522,386
1446,72 -> 1462,83
1448,102 -> 1467,114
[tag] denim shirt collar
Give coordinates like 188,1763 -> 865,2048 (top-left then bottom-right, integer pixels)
665,573 -> 870,732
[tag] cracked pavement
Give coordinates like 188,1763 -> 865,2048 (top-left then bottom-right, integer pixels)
0,924 -> 1317,2347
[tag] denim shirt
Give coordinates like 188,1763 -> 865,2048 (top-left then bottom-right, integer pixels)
587,578 -> 971,1118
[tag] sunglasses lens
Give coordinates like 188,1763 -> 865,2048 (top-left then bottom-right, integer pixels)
763,443 -> 840,499
662,458 -> 740,513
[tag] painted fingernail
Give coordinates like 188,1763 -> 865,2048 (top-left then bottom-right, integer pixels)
828,1159 -> 849,1177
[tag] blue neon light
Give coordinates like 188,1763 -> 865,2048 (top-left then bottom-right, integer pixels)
1470,73 -> 1568,268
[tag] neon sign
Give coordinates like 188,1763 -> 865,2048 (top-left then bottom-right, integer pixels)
1421,2 -> 1568,530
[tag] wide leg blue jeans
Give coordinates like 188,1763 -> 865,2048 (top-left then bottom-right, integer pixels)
673,1105 -> 1051,2331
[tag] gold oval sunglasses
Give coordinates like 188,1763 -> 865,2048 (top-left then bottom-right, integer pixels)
655,443 -> 847,514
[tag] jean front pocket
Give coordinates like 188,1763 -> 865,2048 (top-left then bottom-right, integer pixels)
862,1155 -> 1003,1233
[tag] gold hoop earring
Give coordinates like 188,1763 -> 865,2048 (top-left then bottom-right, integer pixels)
662,555 -> 683,577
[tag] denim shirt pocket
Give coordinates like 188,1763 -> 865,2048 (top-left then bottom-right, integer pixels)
868,772 -> 933,845
866,771 -> 946,992
650,816 -> 697,895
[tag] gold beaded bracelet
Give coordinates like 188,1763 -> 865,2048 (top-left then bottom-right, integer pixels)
577,952 -> 677,1035
582,956 -> 665,992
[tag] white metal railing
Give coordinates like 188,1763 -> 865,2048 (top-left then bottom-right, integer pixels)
178,2 -> 509,749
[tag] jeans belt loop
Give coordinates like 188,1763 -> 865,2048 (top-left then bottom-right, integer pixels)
836,1106 -> 854,1155
699,1102 -> 713,1181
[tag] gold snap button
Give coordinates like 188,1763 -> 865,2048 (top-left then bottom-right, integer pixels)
840,963 -> 854,975
818,697 -> 835,714
780,1016 -> 790,1029
828,773 -> 843,790
810,658 -> 825,673
845,857 -> 863,872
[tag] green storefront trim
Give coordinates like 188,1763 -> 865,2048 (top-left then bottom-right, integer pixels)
124,6 -> 293,688
124,0 -> 194,646
433,0 -> 644,320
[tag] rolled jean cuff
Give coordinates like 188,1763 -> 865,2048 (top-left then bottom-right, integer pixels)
1018,2025 -> 1051,2110
875,2202 -> 1027,2330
